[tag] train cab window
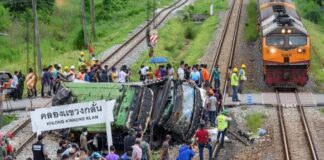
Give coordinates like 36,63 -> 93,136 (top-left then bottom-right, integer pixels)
288,36 -> 307,45
266,36 -> 285,46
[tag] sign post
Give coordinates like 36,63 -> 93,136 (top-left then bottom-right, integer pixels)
31,100 -> 116,151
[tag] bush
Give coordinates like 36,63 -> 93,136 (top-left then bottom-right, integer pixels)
0,4 -> 10,31
295,0 -> 323,24
245,112 -> 267,132
73,29 -> 86,49
244,0 -> 258,41
185,25 -> 197,40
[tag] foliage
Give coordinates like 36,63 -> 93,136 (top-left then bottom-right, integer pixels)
245,112 -> 267,133
74,29 -> 87,49
0,4 -> 10,31
130,0 -> 226,81
295,0 -> 323,24
4,0 -> 55,15
321,108 -> 324,114
244,0 -> 258,41
0,114 -> 17,128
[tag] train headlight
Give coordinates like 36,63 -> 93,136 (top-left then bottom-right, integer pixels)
281,29 -> 286,34
297,48 -> 304,53
287,29 -> 292,34
270,48 -> 276,54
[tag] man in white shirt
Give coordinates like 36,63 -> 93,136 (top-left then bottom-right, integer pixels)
118,69 -> 128,83
177,62 -> 185,81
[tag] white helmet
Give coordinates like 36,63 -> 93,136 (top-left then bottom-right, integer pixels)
70,66 -> 75,70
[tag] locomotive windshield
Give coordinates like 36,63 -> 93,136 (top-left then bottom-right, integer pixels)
266,36 -> 285,46
288,36 -> 307,45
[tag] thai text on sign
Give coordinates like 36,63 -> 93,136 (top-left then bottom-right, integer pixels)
31,100 -> 115,133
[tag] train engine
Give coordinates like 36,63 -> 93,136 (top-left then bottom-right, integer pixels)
258,0 -> 310,86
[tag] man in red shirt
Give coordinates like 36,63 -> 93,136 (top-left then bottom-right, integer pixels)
194,123 -> 212,160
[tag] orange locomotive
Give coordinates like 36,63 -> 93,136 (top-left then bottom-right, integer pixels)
258,0 -> 310,86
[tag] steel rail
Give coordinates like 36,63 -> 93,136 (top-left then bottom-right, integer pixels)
276,90 -> 291,160
211,0 -> 243,158
295,90 -> 319,160
220,0 -> 243,107
101,0 -> 188,68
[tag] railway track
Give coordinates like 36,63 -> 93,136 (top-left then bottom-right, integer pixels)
276,90 -> 318,160
208,0 -> 243,158
101,0 -> 189,69
9,100 -> 52,156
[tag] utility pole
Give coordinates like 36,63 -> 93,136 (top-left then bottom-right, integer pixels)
90,0 -> 96,40
32,0 -> 42,76
81,0 -> 88,48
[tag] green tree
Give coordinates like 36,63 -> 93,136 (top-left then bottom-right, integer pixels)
0,4 -> 10,31
302,1 -> 322,23
4,0 -> 55,15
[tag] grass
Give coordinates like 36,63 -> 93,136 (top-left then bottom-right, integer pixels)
302,19 -> 324,86
130,0 -> 227,81
0,0 -> 173,73
245,112 -> 266,133
320,108 -> 324,114
244,0 -> 258,41
0,114 -> 17,128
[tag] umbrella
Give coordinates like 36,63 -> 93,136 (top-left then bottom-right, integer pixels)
149,57 -> 168,64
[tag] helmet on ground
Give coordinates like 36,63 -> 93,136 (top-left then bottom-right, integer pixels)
64,66 -> 69,71
241,64 -> 246,68
80,52 -> 85,56
233,67 -> 238,72
222,109 -> 229,115
70,66 -> 75,70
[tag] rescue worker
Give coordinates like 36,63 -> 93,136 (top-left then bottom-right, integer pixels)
238,64 -> 247,94
216,109 -> 232,148
231,67 -> 240,102
67,66 -> 76,81
63,66 -> 70,77
79,52 -> 86,69
32,135 -> 48,160
194,122 -> 212,160
212,65 -> 220,89
206,89 -> 217,127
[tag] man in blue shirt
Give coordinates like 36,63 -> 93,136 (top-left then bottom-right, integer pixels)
176,141 -> 195,160
212,65 -> 220,89
190,67 -> 200,85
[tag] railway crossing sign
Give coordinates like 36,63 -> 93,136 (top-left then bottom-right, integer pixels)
149,29 -> 158,47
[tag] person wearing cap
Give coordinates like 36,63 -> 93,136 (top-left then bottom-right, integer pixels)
32,135 -> 48,160
231,67 -> 240,102
216,109 -> 232,148
206,89 -> 217,127
194,123 -> 212,160
66,66 -> 76,81
212,64 -> 220,89
238,64 -> 247,94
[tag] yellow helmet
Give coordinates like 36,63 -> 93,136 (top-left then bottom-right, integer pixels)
233,67 -> 238,72
64,66 -> 69,71
241,64 -> 246,68
80,52 -> 85,56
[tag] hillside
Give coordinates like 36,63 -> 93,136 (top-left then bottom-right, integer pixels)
0,0 -> 172,72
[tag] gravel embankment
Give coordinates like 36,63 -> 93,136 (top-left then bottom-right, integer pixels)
16,134 -> 60,160
304,107 -> 324,160
1,111 -> 30,133
283,108 -> 312,160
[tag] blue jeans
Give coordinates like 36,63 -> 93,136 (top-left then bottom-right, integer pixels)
217,128 -> 227,148
214,78 -> 220,88
198,143 -> 212,160
208,111 -> 217,127
238,80 -> 243,93
232,86 -> 239,101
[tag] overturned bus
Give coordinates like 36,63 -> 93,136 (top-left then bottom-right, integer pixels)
53,80 -> 205,149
